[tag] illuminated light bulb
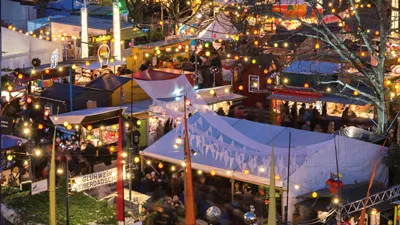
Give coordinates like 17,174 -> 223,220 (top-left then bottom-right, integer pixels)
100,126 -> 105,130
253,82 -> 258,87
38,124 -> 44,130
353,90 -> 359,96
224,88 -> 229,93
17,74 -> 23,79
133,55 -> 138,60
294,184 -> 300,190
259,167 -> 265,172
67,124 -> 72,130
235,56 -> 239,60
252,59 -> 256,64
63,121 -> 69,127
227,54 -> 231,58
205,51 -> 211,57
72,64 -> 76,69
7,155 -> 13,161
283,42 -> 288,48
23,128 -> 30,135
391,92 -> 395,98
244,169 -> 249,174
387,80 -> 392,85
331,8 -> 336,13
176,137 -> 182,145
210,170 -> 216,176
85,61 -> 90,66
146,160 -> 151,165
209,89 -> 215,95
283,78 -> 289,84
375,31 -> 380,36
35,149 -> 41,156
57,168 -> 64,174
367,3 -> 371,7
122,152 -> 128,158
125,123 -> 129,128
244,57 -> 248,62
35,104 -> 40,109
87,125 -> 93,131
198,170 -> 203,175
312,192 -> 318,198
274,43 -> 278,48
254,40 -> 259,45
181,162 -> 187,167
58,67 -> 63,72
75,125 -> 79,129
156,50 -> 161,54
267,78 -> 273,84
45,69 -> 50,74
134,157 -> 140,163
371,209 -> 377,215
158,162 -> 164,169
361,52 -> 366,57
7,86 -> 12,92
238,85 -> 244,91
304,83 -> 309,88
315,43 -> 320,49
396,84 -> 399,89
326,87 -> 332,92
205,42 -> 210,48
328,2 -> 333,6
227,170 -> 232,175
171,166 -> 176,171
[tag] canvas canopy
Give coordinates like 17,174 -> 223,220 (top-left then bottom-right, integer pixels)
50,107 -> 125,125
198,13 -> 238,41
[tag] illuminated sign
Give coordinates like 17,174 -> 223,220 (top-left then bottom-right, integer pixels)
249,75 -> 260,92
91,35 -> 112,43
71,168 -> 117,192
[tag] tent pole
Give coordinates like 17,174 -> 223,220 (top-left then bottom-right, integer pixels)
285,132 -> 291,224
183,95 -> 196,225
116,109 -> 125,224
231,178 -> 234,202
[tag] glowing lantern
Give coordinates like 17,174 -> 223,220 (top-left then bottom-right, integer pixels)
158,162 -> 164,169
72,64 -> 77,69
209,89 -> 215,95
67,124 -> 72,130
133,55 -> 138,60
252,59 -> 256,64
361,52 -> 366,57
315,43 -> 320,49
254,40 -> 259,46
375,31 -> 380,36
38,124 -> 44,130
205,42 -> 210,48
45,69 -> 50,74
87,125 -> 93,131
244,169 -> 249,174
7,86 -> 12,92
110,146 -> 116,152
137,120 -> 142,126
238,85 -> 244,91
235,56 -> 239,60
210,170 -> 216,176
205,51 -> 211,57
264,69 -> 269,74
85,61 -> 90,66
283,78 -> 289,84
63,121 -> 69,127
353,90 -> 359,96
304,83 -> 309,88
312,192 -> 318,198
267,78 -> 273,84
275,174 -> 280,180
18,74 -> 23,79
134,157 -> 140,163
273,43 -> 278,48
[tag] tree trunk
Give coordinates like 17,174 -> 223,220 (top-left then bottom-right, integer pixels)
377,99 -> 386,135
38,1 -> 47,18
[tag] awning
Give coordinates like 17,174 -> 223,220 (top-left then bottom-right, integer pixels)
50,107 -> 126,125
80,59 -> 127,70
121,99 -> 153,115
268,93 -> 317,103
2,135 -> 27,150
204,93 -> 246,104
319,95 -> 368,106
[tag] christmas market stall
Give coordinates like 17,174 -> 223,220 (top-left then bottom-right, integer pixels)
49,107 -> 127,147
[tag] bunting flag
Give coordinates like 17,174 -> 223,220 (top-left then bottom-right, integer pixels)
268,142 -> 277,225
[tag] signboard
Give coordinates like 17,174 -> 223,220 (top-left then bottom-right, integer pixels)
92,35 -> 112,43
249,75 -> 260,92
71,168 -> 117,192
1,116 -> 13,135
32,179 -> 48,195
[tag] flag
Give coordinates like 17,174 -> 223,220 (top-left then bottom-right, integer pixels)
268,143 -> 277,225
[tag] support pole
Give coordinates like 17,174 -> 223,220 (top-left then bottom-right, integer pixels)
81,0 -> 88,58
49,108 -> 59,225
231,178 -> 234,202
285,132 -> 291,224
334,134 -> 341,225
65,158 -> 70,225
116,109 -> 125,224
183,96 -> 196,225
69,69 -> 73,111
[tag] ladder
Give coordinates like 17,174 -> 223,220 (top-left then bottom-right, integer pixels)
340,185 -> 400,215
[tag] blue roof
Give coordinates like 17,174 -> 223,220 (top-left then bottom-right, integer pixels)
86,74 -> 131,91
41,83 -> 109,101
2,135 -> 27,150
283,60 -> 341,75
51,15 -> 132,31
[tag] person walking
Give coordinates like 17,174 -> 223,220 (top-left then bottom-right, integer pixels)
83,141 -> 96,173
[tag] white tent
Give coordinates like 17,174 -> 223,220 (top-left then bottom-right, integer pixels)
1,27 -> 62,69
50,107 -> 125,125
198,13 -> 238,41
142,111 -> 388,219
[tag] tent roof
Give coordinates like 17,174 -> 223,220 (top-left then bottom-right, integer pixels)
86,74 -> 131,91
2,135 -> 27,150
142,112 -> 386,189
121,99 -> 153,115
51,16 -> 132,31
80,59 -> 127,70
198,13 -> 238,41
50,107 -> 126,125
283,60 -> 341,75
40,83 -> 110,102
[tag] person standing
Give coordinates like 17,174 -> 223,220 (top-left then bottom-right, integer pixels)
83,141 -> 96,173
131,125 -> 141,154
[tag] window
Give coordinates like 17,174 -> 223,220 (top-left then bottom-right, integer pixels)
392,0 -> 399,31
248,75 -> 260,92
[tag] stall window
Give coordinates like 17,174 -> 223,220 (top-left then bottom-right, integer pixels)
249,75 -> 260,92
326,102 -> 374,118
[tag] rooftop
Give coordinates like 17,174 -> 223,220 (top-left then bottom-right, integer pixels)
51,15 -> 132,31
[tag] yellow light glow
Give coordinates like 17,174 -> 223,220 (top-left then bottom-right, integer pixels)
312,192 -> 318,198
134,157 -> 140,163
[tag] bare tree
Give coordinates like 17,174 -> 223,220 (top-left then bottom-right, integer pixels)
275,0 -> 398,133
161,0 -> 204,34
124,0 -> 145,24
35,0 -> 51,18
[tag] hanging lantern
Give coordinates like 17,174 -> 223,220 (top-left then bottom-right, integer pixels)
158,162 -> 164,169
210,170 -> 216,176
244,169 -> 249,174
267,78 -> 273,84
304,83 -> 309,88
87,125 -> 93,131
238,85 -> 244,91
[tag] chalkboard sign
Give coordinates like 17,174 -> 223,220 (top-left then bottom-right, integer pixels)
1,117 -> 13,135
